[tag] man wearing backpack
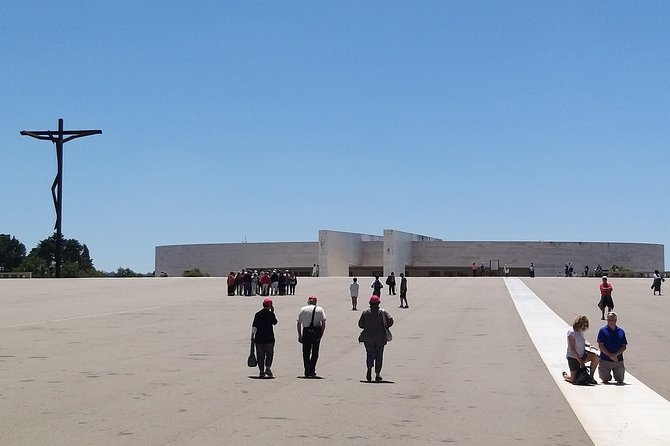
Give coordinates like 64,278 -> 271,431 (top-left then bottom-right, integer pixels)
371,276 -> 383,297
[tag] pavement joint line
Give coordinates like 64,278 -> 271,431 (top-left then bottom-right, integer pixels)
504,277 -> 670,446
0,300 -> 207,329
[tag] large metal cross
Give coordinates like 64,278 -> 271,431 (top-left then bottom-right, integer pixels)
21,118 -> 102,278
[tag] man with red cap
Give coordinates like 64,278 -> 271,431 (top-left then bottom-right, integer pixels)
297,295 -> 327,377
251,297 -> 277,378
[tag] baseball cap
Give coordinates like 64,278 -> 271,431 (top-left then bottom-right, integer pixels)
369,295 -> 381,304
263,297 -> 273,307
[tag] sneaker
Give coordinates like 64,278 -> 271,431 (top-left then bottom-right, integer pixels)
265,369 -> 273,378
259,371 -> 265,378
375,375 -> 382,382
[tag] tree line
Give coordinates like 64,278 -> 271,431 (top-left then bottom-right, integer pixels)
0,234 -> 151,277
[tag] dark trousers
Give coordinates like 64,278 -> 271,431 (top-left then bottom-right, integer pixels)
302,340 -> 321,376
255,342 -> 274,372
364,341 -> 385,374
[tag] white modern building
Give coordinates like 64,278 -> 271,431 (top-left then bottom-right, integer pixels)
155,229 -> 664,278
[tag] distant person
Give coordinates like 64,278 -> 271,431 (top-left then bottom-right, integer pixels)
278,270 -> 287,295
350,278 -> 359,310
399,273 -> 408,308
270,269 -> 279,296
226,272 -> 236,296
371,276 -> 383,296
562,315 -> 599,384
597,312 -> 628,384
288,271 -> 298,295
297,295 -> 326,377
260,271 -> 271,296
503,264 -> 510,277
312,264 -> 318,277
386,272 -> 396,295
584,265 -> 589,277
651,269 -> 665,295
598,276 -> 614,320
480,262 -> 485,277
358,295 -> 394,382
472,262 -> 477,277
251,297 -> 277,378
529,262 -> 535,278
595,264 -> 603,277
315,264 -> 320,277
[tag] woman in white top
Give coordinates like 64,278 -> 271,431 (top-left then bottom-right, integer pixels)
562,315 -> 599,384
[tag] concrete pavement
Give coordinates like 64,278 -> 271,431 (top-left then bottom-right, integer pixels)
1,276 -> 668,445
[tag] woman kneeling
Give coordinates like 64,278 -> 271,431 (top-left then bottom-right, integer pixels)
563,315 -> 599,384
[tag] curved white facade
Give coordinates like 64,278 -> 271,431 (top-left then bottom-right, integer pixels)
155,229 -> 664,277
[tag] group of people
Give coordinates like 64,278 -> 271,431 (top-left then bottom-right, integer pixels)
563,276 -> 628,385
227,269 -> 298,297
250,292 -> 394,382
363,274 -> 409,309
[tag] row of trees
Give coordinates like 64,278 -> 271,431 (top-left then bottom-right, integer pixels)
0,234 -> 150,278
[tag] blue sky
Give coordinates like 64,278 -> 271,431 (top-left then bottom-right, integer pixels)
2,1 -> 668,273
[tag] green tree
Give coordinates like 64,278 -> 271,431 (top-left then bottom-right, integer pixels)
0,234 -> 27,271
24,235 -> 97,277
19,255 -> 50,278
183,268 -> 209,277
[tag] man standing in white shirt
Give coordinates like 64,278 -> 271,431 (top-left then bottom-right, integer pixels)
350,278 -> 359,310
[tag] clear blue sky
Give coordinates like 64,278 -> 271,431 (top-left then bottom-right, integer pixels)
2,1 -> 668,273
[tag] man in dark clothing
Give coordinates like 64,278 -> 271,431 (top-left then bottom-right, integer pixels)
371,276 -> 383,296
386,272 -> 396,295
251,297 -> 278,378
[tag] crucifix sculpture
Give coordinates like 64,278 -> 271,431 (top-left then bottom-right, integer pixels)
21,118 -> 102,277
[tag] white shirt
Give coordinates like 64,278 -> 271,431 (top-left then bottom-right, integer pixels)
297,305 -> 326,327
566,329 -> 585,359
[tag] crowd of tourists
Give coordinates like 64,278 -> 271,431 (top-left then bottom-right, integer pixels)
227,269 -> 298,296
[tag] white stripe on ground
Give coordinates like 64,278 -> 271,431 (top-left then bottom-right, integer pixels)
504,277 -> 670,446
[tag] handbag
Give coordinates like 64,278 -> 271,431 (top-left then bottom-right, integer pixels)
247,341 -> 258,367
382,310 -> 392,342
574,366 -> 591,386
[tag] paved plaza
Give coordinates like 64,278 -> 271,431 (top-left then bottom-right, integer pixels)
1,277 -> 669,445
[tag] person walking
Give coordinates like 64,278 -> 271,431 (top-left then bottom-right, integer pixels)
386,272 -> 396,295
598,276 -> 614,320
597,312 -> 628,384
399,273 -> 408,308
350,278 -> 359,310
251,297 -> 277,378
297,295 -> 326,378
651,269 -> 665,295
358,295 -> 394,382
